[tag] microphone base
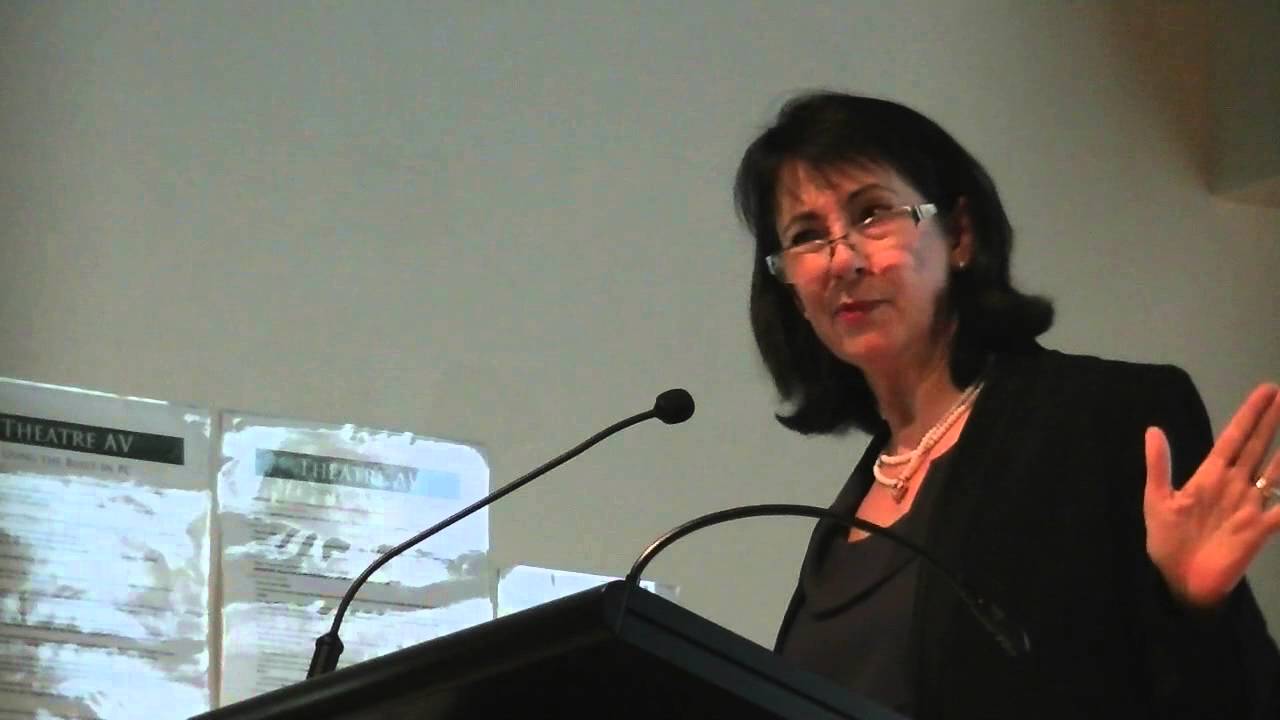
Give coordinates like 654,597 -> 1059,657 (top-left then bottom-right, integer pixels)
307,632 -> 345,678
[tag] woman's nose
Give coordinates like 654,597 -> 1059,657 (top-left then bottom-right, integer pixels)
827,236 -> 867,278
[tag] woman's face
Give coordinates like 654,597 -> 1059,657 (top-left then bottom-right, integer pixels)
773,160 -> 970,374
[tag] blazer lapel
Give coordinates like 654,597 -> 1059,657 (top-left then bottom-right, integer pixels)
910,348 -> 1045,712
774,428 -> 885,650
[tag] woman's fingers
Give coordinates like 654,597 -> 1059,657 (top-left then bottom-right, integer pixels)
1265,451 -> 1280,532
1259,448 -> 1280,510
1145,426 -> 1173,503
1237,386 -> 1280,475
1263,448 -> 1280,486
1263,503 -> 1280,534
1264,448 -> 1280,534
1146,385 -> 1280,514
1213,384 -> 1279,470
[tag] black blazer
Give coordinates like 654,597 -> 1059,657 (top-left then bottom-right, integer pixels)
774,347 -> 1280,719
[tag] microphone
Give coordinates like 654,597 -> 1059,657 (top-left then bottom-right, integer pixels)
616,504 -> 1031,659
653,388 -> 694,424
305,389 -> 695,678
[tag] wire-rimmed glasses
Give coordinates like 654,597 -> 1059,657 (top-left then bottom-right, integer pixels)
765,203 -> 938,285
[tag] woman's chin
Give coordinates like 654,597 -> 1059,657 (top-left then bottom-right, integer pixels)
832,336 -> 899,370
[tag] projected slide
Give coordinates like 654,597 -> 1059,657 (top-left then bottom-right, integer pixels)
217,412 -> 492,704
0,379 -> 213,719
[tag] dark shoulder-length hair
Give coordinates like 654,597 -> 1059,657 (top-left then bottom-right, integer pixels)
734,91 -> 1053,435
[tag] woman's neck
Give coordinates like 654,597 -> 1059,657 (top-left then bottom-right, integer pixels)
865,344 -> 963,453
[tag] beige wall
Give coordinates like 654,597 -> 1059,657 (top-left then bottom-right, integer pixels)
2,1 -> 1277,649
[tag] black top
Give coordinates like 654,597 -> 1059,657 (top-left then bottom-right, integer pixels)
779,450 -> 953,716
773,348 -> 1280,719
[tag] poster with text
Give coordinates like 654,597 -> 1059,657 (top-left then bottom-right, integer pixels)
217,412 -> 491,704
0,378 -> 213,719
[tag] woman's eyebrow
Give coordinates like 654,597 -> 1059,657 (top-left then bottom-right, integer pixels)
779,210 -> 823,237
842,184 -> 891,206
779,184 -> 891,237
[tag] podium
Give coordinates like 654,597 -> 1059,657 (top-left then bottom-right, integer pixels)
191,580 -> 902,719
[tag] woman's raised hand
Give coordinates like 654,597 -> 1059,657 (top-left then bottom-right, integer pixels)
1144,383 -> 1280,609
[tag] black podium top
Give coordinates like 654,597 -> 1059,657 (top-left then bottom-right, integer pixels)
192,581 -> 903,720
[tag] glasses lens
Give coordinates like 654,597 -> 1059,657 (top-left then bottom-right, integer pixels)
776,241 -> 830,283
858,209 -> 913,239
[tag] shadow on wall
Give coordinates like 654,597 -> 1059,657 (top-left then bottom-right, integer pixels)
1098,0 -> 1212,187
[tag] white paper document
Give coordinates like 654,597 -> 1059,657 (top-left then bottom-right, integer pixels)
497,564 -> 676,617
0,378 -> 214,720
216,412 -> 492,705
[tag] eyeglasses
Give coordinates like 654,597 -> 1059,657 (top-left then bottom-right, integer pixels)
765,203 -> 938,285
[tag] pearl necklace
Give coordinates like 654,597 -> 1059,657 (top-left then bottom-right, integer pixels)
872,381 -> 983,503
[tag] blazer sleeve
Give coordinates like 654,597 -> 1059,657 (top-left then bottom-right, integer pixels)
1130,366 -> 1280,719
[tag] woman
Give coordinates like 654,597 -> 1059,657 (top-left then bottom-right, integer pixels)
734,92 -> 1280,718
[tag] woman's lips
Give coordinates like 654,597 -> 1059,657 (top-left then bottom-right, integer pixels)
835,300 -> 881,322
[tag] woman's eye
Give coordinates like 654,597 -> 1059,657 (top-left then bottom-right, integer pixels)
788,230 -> 824,247
857,205 -> 893,222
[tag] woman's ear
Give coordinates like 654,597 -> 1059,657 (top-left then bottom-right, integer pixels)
949,197 -> 975,268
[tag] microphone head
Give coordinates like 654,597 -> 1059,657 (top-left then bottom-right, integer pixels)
653,388 -> 695,424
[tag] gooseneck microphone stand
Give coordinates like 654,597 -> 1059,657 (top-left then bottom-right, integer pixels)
306,389 -> 695,678
618,503 -> 1031,658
